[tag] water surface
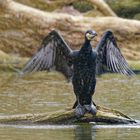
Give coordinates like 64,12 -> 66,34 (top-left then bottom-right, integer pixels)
0,72 -> 140,140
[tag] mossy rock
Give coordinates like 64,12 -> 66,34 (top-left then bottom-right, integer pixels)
0,105 -> 136,124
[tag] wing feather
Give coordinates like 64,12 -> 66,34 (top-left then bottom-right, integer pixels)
21,30 -> 73,79
95,30 -> 135,76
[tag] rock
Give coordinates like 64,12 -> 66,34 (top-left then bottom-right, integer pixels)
0,105 -> 136,124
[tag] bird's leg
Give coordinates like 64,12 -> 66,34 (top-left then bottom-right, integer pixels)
84,102 -> 97,116
72,100 -> 78,109
92,100 -> 96,106
74,97 -> 86,118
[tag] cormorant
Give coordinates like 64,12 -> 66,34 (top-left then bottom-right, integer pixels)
21,30 -> 134,117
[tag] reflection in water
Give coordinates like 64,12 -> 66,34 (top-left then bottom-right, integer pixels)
74,125 -> 95,140
1,123 -> 140,140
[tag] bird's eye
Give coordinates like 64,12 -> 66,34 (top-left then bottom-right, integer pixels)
89,32 -> 92,34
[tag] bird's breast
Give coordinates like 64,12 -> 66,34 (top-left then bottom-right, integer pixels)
73,51 -> 97,75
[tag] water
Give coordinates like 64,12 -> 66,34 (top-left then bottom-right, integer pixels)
0,71 -> 140,140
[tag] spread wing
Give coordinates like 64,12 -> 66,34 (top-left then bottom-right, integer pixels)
95,30 -> 135,76
21,30 -> 73,79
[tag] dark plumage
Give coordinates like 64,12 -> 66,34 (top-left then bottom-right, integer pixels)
21,30 -> 135,117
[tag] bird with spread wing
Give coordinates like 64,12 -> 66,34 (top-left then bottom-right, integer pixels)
21,30 -> 134,118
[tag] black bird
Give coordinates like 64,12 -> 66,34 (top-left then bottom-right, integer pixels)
21,30 -> 134,117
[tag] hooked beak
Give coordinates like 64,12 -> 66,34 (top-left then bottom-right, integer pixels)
86,30 -> 97,41
91,31 -> 97,38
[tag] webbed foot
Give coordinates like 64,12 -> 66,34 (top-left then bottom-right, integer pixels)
84,103 -> 97,115
75,104 -> 86,118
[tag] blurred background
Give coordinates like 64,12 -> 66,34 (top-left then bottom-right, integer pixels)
0,1 -> 140,140
0,0 -> 140,63
14,0 -> 140,19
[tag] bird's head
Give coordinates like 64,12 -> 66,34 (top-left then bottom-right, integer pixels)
85,30 -> 97,41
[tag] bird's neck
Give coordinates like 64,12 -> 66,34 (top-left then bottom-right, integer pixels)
82,39 -> 92,51
85,38 -> 90,45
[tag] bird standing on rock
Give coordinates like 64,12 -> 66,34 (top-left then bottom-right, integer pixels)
71,30 -> 98,117
21,30 -> 134,118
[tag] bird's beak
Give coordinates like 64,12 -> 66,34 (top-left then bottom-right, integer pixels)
86,31 -> 97,40
88,32 -> 97,40
91,31 -> 97,38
